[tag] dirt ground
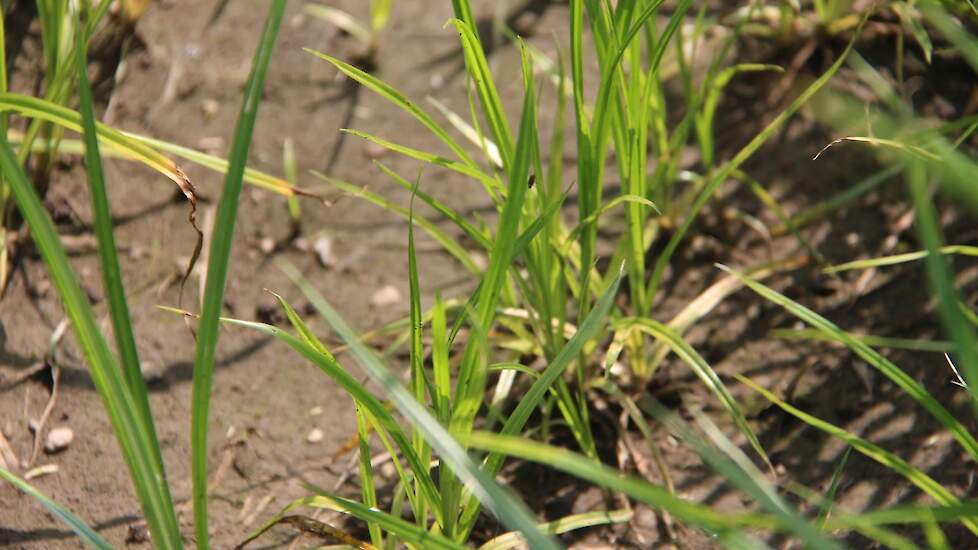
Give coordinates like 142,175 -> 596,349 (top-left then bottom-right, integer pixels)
1,0 -> 977,548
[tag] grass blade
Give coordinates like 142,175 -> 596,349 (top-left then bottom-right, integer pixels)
616,317 -> 771,470
75,8 -> 156,452
459,266 -> 622,532
278,263 -> 559,549
477,509 -> 632,550
719,264 -> 978,462
738,375 -> 978,536
304,49 -> 478,170
0,128 -> 181,550
906,158 -> 978,411
0,468 -> 113,550
466,432 -> 769,533
648,13 -> 869,300
189,2 -> 286,547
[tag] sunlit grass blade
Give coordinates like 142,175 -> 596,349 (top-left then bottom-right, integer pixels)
466,432 -> 771,533
304,48 -> 478,170
126,132 -> 307,197
305,3 -> 372,46
427,97 -> 504,171
373,161 -> 491,249
277,262 -> 559,549
0,468 -> 113,550
825,245 -> 978,273
446,18 -> 513,168
239,494 -> 464,550
477,509 -> 632,550
719,264 -> 978,463
247,295 -> 439,525
311,171 -> 480,273
772,328 -> 954,353
189,2 -> 286,547
450,41 -> 537,436
614,317 -> 771,470
4,131 -> 307,197
639,398 -> 844,549
0,93 -> 192,190
0,124 -> 182,550
460,266 -> 622,533
342,128 -> 498,191
648,13 -> 869,301
737,375 -> 978,535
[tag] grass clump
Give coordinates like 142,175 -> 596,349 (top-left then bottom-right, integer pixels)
2,0 -> 978,549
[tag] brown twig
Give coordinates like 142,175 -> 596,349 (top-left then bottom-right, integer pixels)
1,361 -> 49,391
27,364 -> 60,467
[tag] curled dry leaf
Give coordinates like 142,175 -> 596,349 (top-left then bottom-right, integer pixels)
173,165 -> 204,309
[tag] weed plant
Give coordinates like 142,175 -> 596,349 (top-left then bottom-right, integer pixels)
0,0 -> 977,549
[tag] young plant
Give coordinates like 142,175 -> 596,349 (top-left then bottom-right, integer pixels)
303,1 -> 864,475
0,2 -> 289,549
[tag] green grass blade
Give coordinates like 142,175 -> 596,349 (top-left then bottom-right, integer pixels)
344,129 -> 498,192
617,317 -> 770,470
0,133 -> 181,550
189,2 -> 286,547
407,182 -> 431,530
466,432 -> 771,533
312,171 -> 481,273
247,296 -> 441,525
278,263 -> 559,549
825,245 -> 978,273
431,295 -> 452,423
447,19 -> 514,168
639,398 -> 843,549
304,48 -> 479,170
720,265 -> 978,462
817,446 -> 851,528
772,328 -> 954,353
648,13 -> 868,300
450,41 -> 536,430
906,159 -> 978,411
459,267 -> 622,532
738,375 -> 978,536
0,468 -> 113,550
75,10 -> 156,450
374,161 -> 492,249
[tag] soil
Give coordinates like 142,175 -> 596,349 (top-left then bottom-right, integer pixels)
1,1 -> 976,549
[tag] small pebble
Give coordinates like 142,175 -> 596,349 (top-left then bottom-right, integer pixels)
197,136 -> 225,153
353,105 -> 372,120
44,427 -> 74,453
313,236 -> 336,268
370,285 -> 402,308
293,237 -> 311,252
140,362 -> 165,382
259,237 -> 275,254
306,428 -> 324,444
200,98 -> 219,119
364,141 -> 388,159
